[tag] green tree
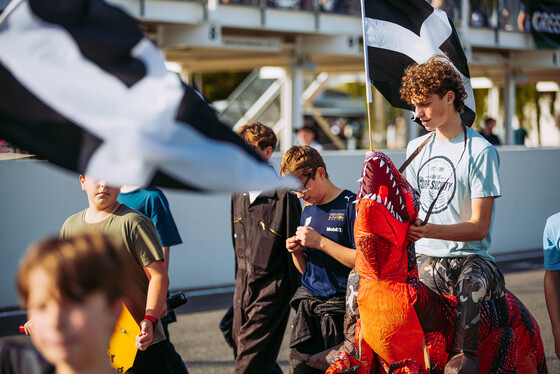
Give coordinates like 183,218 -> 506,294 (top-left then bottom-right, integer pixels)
199,71 -> 251,101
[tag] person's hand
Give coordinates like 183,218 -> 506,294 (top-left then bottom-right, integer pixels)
286,236 -> 303,255
136,319 -> 154,351
406,219 -> 428,242
23,319 -> 34,336
295,226 -> 322,250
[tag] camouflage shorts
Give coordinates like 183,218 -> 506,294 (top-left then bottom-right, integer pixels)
416,254 -> 506,352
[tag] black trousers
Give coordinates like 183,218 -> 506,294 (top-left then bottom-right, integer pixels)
232,274 -> 292,374
126,340 -> 173,374
162,317 -> 189,374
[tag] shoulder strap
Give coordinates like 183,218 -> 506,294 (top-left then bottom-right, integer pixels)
401,126 -> 468,225
398,132 -> 434,174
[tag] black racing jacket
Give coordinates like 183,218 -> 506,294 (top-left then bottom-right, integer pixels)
231,189 -> 301,292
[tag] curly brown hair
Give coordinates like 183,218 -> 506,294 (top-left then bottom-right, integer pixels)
400,55 -> 467,114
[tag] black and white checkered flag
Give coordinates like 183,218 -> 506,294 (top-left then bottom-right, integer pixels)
360,0 -> 476,126
0,0 -> 296,192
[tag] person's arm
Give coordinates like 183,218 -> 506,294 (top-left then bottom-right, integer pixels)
406,196 -> 495,242
295,226 -> 356,268
151,189 -> 181,272
545,269 -> 560,359
136,260 -> 169,351
287,236 -> 307,273
162,246 -> 170,271
160,245 -> 170,318
517,10 -> 526,31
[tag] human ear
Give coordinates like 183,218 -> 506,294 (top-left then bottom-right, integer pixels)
446,90 -> 455,104
315,167 -> 326,179
263,146 -> 274,160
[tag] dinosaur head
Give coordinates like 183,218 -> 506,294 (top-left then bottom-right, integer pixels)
354,151 -> 419,281
357,151 -> 419,227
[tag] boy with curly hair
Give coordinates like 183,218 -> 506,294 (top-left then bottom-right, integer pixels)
401,56 -> 504,374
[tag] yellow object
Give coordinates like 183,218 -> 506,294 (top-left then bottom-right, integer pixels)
108,304 -> 139,372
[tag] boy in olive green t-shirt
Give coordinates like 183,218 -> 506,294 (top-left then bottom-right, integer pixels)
59,175 -> 172,374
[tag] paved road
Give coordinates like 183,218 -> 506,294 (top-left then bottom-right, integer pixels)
2,252 -> 558,373
174,268 -> 558,373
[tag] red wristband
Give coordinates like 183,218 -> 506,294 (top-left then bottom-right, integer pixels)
142,315 -> 157,324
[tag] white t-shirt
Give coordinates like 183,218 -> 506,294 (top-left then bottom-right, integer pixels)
405,127 -> 501,259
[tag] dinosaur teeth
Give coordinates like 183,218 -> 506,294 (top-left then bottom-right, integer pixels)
357,177 -> 363,183
376,196 -> 383,204
392,180 -> 396,188
390,173 -> 393,180
386,166 -> 390,174
388,202 -> 392,211
379,160 -> 385,167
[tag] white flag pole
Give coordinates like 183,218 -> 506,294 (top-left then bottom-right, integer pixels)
360,0 -> 374,151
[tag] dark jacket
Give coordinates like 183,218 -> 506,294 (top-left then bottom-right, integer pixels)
289,286 -> 347,350
231,189 -> 301,288
229,189 -> 302,374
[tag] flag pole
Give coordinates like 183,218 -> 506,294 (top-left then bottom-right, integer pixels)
366,100 -> 373,151
360,0 -> 374,151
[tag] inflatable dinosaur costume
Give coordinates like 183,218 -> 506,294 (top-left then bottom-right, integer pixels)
326,151 -> 547,374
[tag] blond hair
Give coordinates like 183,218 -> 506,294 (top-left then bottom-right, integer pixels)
280,145 -> 328,179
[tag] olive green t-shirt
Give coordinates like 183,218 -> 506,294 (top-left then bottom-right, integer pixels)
60,204 -> 166,344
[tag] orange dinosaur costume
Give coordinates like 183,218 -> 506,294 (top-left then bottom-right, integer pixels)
326,151 -> 546,374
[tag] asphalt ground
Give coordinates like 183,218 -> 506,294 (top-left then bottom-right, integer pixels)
1,250 -> 558,373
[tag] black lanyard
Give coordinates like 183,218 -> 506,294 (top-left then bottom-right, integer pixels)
399,125 -> 468,225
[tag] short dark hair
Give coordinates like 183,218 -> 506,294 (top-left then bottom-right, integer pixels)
237,121 -> 277,150
297,125 -> 317,137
